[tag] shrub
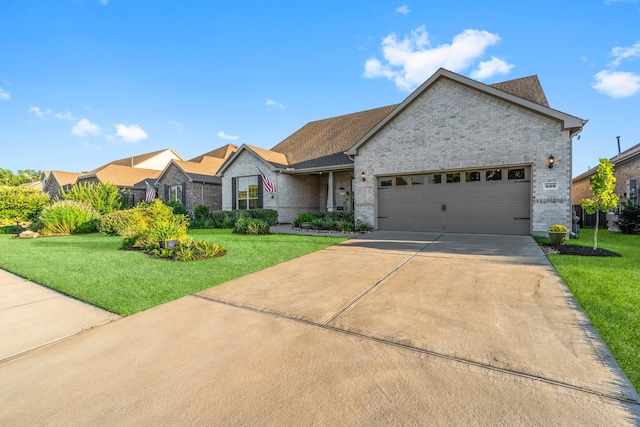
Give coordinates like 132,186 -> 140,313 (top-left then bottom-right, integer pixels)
549,224 -> 568,233
164,200 -> 188,215
59,181 -> 128,215
615,200 -> 640,234
99,209 -> 135,235
147,237 -> 226,261
294,212 -> 314,227
100,200 -> 189,248
340,221 -> 353,232
193,205 -> 209,222
0,186 -> 50,222
233,217 -> 270,235
357,221 -> 372,232
37,200 -> 100,235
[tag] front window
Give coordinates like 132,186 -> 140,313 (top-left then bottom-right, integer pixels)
169,185 -> 183,202
237,176 -> 259,209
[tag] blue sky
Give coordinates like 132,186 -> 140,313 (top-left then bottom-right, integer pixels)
1,1 -> 638,177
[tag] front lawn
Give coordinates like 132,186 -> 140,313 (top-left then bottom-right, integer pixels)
543,229 -> 640,392
0,229 -> 346,316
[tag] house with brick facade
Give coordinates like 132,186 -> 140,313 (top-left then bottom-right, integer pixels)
572,142 -> 640,206
154,144 -> 237,212
218,68 -> 586,236
72,148 -> 183,204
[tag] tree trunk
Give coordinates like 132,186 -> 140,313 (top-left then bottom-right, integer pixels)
593,213 -> 599,250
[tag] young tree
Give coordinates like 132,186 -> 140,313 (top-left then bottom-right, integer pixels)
580,158 -> 619,250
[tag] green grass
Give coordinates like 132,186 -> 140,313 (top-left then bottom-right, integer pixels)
542,228 -> 640,391
0,229 -> 346,316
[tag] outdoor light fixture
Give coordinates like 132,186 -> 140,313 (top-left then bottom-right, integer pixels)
548,155 -> 555,169
361,172 -> 366,181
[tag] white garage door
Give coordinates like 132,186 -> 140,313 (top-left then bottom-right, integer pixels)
377,167 -> 531,235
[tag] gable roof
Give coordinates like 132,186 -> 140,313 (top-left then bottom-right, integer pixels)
271,105 -> 398,166
490,75 -> 549,107
155,156 -> 226,184
217,144 -> 289,175
77,165 -> 161,188
188,144 -> 238,162
348,68 -> 586,156
86,148 -> 182,175
48,170 -> 82,187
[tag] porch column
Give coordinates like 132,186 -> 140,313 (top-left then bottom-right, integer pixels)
327,171 -> 335,212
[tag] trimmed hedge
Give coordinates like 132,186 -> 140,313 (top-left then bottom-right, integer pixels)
0,186 -> 50,222
191,208 -> 278,228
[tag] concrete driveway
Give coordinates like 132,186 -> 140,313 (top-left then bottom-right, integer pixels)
1,231 -> 638,425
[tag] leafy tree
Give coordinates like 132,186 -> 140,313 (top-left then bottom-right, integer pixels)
0,168 -> 42,186
0,186 -> 51,223
58,181 -> 127,215
580,158 -> 619,250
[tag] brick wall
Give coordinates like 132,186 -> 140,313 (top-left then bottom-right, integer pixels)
353,78 -> 574,235
156,164 -> 221,213
221,151 -> 352,223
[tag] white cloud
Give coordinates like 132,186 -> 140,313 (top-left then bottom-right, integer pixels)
217,131 -> 239,140
592,70 -> 640,98
115,124 -> 148,143
470,56 -> 514,80
28,106 -> 51,118
0,89 -> 9,100
396,5 -> 410,14
610,41 -> 640,66
72,118 -> 102,137
53,111 -> 76,121
266,99 -> 285,109
363,26 -> 507,91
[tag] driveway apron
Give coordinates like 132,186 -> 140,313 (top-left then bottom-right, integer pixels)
0,231 -> 638,425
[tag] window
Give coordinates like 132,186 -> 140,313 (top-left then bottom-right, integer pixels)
486,169 -> 502,181
411,175 -> 424,185
169,185 -> 183,203
380,178 -> 392,187
396,176 -> 408,186
446,173 -> 460,183
466,171 -> 480,182
508,168 -> 525,180
237,176 -> 259,209
431,174 -> 442,184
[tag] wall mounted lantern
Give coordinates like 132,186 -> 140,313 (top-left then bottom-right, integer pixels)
548,155 -> 555,169
361,172 -> 366,181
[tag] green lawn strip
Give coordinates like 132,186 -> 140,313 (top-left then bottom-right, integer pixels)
0,229 -> 346,316
544,229 -> 640,392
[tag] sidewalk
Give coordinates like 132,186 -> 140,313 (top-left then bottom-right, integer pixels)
0,269 -> 120,362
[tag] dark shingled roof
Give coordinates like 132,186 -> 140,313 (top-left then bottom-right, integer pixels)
490,75 -> 549,107
271,105 -> 398,165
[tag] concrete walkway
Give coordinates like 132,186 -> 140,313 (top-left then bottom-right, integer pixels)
0,269 -> 119,362
0,231 -> 638,425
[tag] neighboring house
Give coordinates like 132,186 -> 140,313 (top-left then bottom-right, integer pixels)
76,164 -> 163,204
154,144 -> 237,212
42,170 -> 82,199
572,142 -> 640,205
219,68 -> 586,236
73,148 -> 184,204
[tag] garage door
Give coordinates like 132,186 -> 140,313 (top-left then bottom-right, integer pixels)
377,167 -> 531,235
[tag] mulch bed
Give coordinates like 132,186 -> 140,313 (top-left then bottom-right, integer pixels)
540,244 -> 621,257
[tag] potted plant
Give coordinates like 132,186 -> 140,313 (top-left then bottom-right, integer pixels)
548,224 -> 568,246
155,221 -> 181,249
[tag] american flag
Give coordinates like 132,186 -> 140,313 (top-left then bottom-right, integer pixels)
257,167 -> 276,193
145,181 -> 156,202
